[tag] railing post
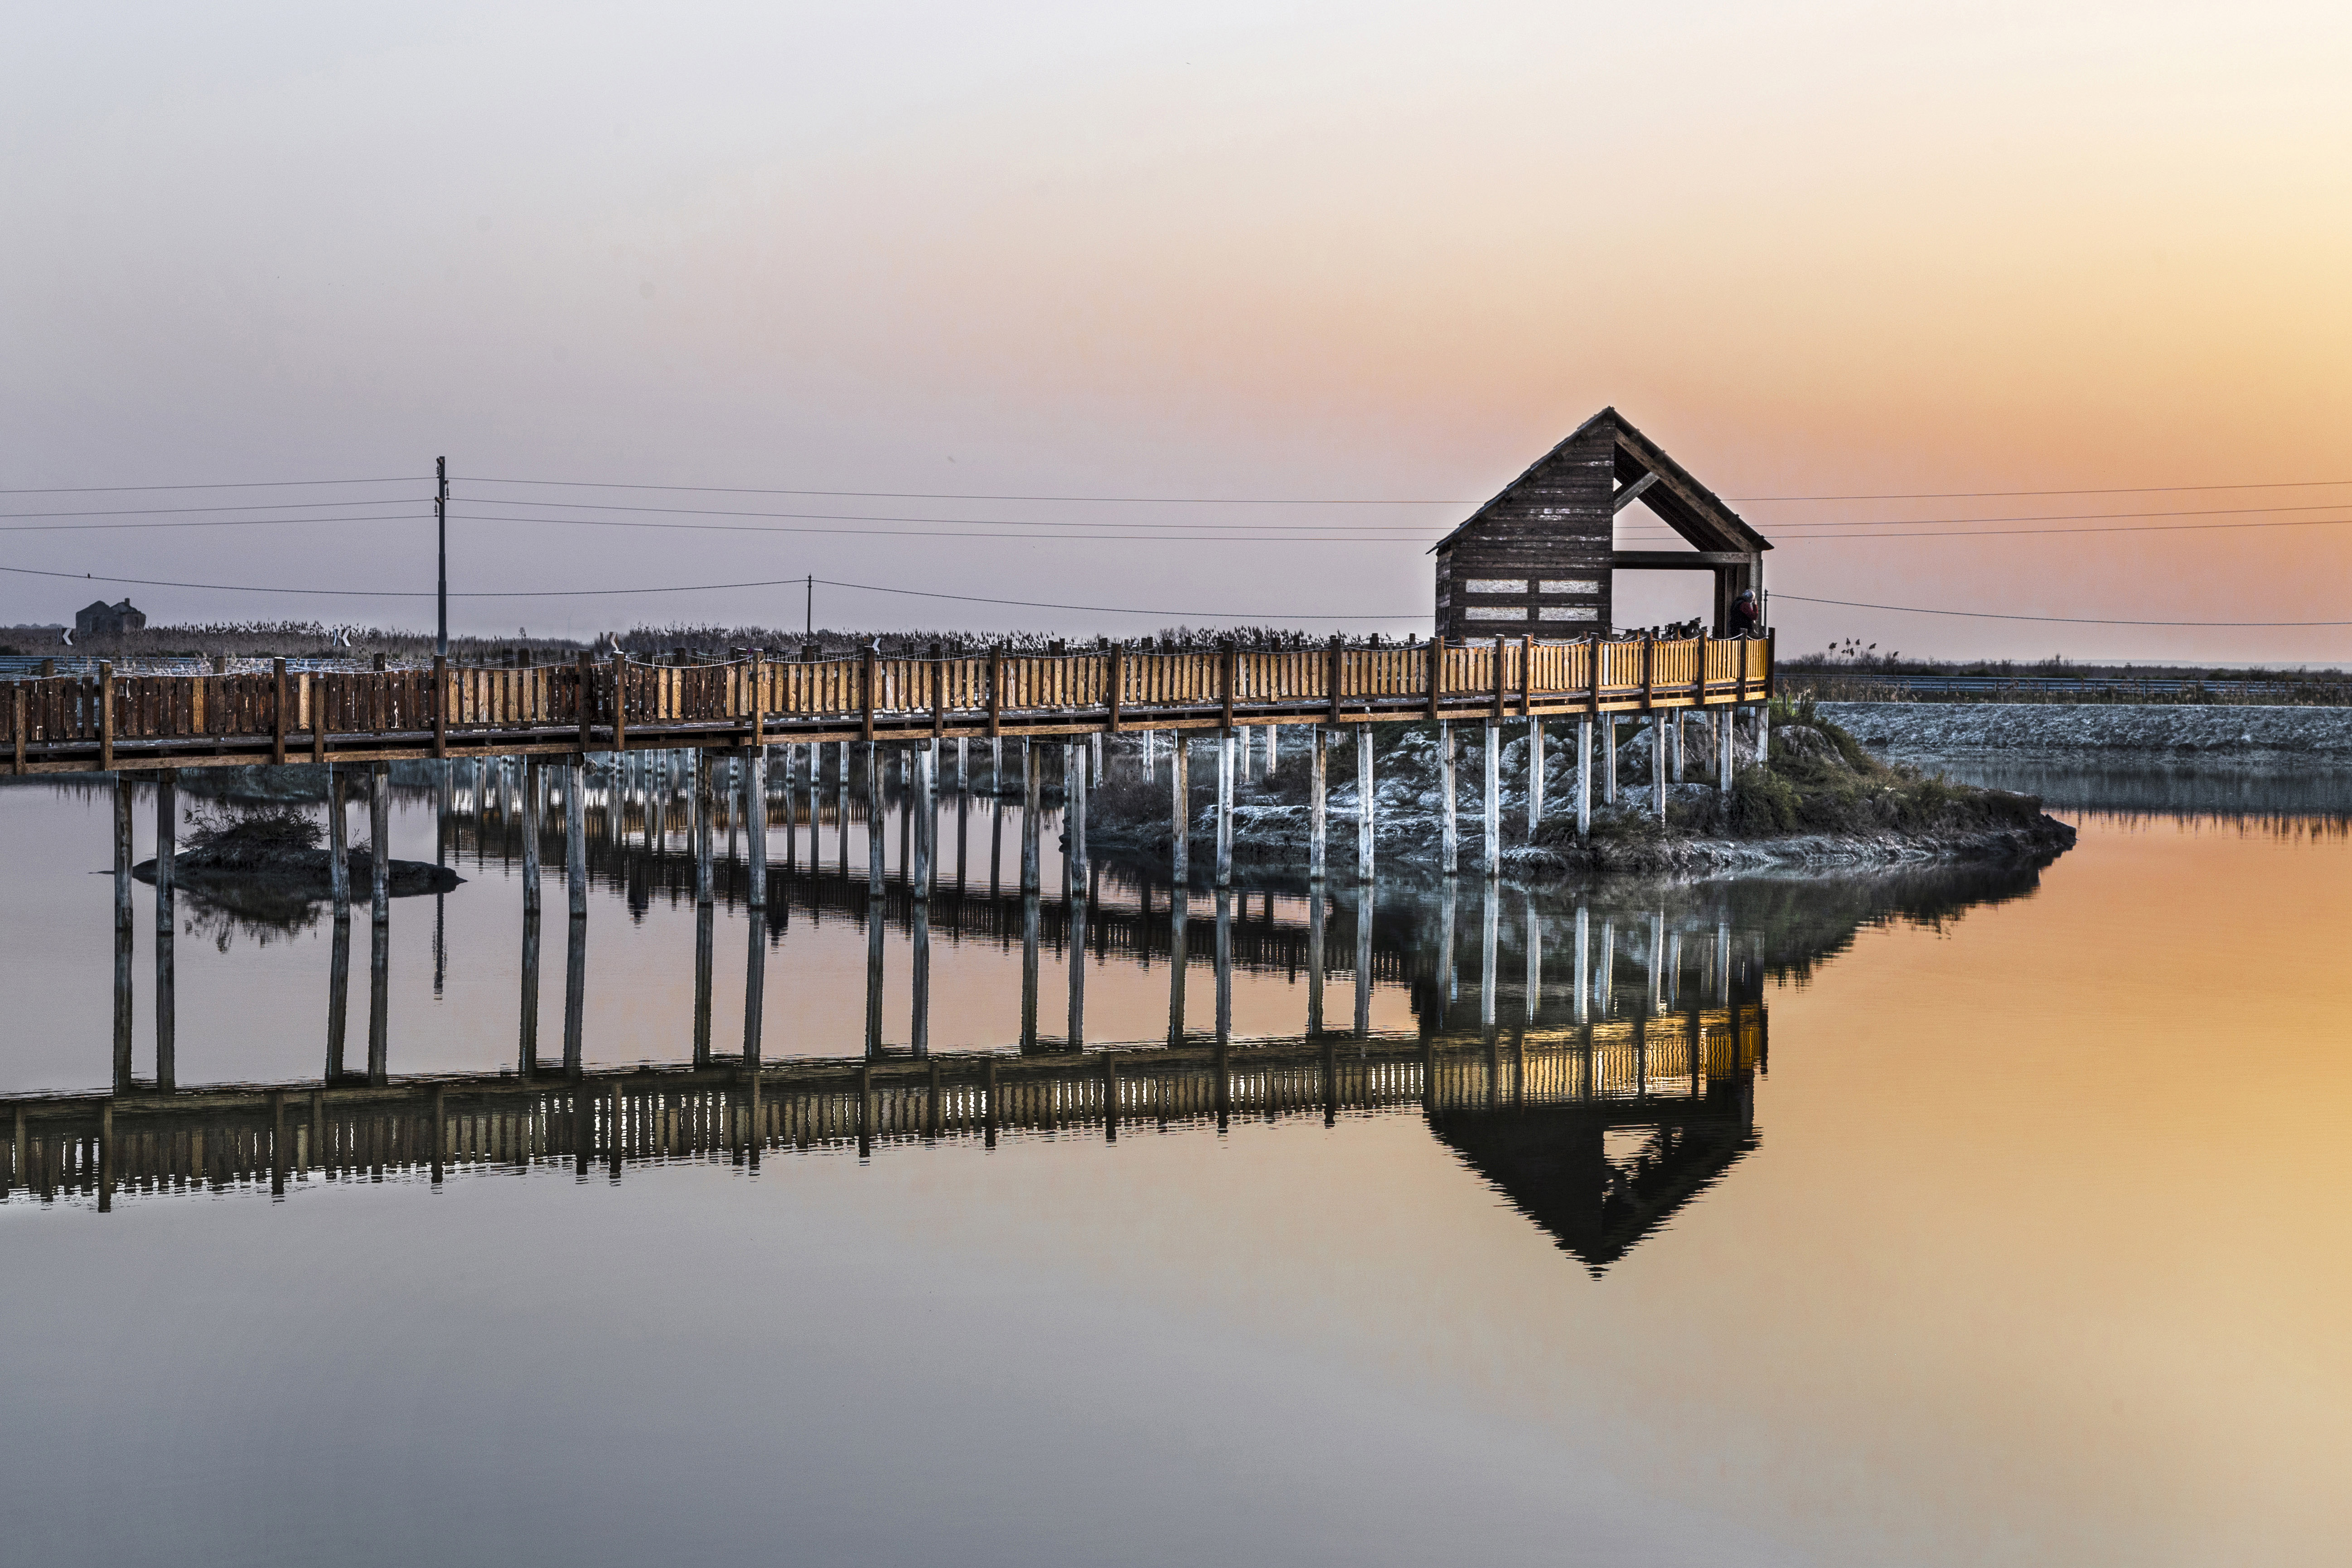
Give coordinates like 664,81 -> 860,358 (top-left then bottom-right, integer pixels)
929,641 -> 946,738
431,654 -> 448,760
611,651 -> 629,754
861,645 -> 878,742
308,673 -> 324,764
1326,636 -> 1343,726
746,648 -> 763,751
271,656 -> 289,765
97,662 -> 113,772
1425,637 -> 1443,722
1641,636 -> 1655,711
576,653 -> 594,755
988,646 -> 1004,737
1490,637 -> 1506,724
1220,640 -> 1236,733
1107,642 -> 1123,733
1519,634 -> 1534,718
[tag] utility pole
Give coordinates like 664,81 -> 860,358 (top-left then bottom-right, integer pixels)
436,455 -> 450,658
805,573 -> 813,639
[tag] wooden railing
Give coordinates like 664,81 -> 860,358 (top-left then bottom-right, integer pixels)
3,634 -> 1773,774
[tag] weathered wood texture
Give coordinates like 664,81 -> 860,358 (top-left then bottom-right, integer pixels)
1431,408 -> 1775,641
2,638 -> 1771,773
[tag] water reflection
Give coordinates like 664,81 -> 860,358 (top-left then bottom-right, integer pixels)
5,752 -> 2060,1278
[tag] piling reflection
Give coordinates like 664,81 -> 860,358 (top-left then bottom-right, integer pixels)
13,751 -> 2068,1278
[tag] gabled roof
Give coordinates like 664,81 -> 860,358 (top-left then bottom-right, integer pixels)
1429,406 -> 1772,556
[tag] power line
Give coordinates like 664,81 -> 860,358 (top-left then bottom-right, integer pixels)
0,561 -> 1418,618
1733,479 -> 2352,502
446,510 -> 1425,544
0,512 -> 426,534
0,477 -> 417,496
0,498 -> 426,521
1771,594 -> 2352,627
462,474 -> 1461,505
448,498 -> 1435,532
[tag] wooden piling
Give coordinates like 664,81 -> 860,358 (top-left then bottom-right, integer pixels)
1214,728 -> 1234,889
154,770 -> 176,1092
1576,717 -> 1592,838
1527,717 -> 1544,835
113,774 -> 133,1090
1170,735 -> 1191,882
1020,740 -> 1041,894
1355,726 -> 1374,883
369,764 -> 390,923
1652,717 -> 1667,822
1307,729 -> 1326,882
1439,722 -> 1457,874
743,746 -> 767,911
1063,742 -> 1085,890
566,761 -> 587,918
1482,721 -> 1501,877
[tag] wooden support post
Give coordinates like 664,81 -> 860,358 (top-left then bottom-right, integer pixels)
566,761 -> 587,917
1326,636 -> 1344,726
910,894 -> 931,1057
860,645 -> 877,742
1719,706 -> 1735,794
1482,721 -> 1501,878
519,758 -> 542,912
1653,718 -> 1667,823
1577,717 -> 1592,839
1355,725 -> 1374,883
913,741 -> 936,899
1019,892 -> 1040,1052
1063,742 -> 1085,890
1603,713 -> 1618,805
112,774 -> 133,1091
155,769 -> 176,1092
369,763 -> 391,925
868,741 -> 888,891
742,746 -> 766,910
98,661 -> 114,772
1170,733 -> 1190,881
1214,727 -> 1234,889
1439,721 -> 1457,874
1527,717 -> 1544,835
1066,891 -> 1086,1050
1307,728 -> 1327,881
431,654 -> 448,759
744,904 -> 767,1068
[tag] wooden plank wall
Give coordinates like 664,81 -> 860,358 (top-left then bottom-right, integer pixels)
1432,417 -> 1616,641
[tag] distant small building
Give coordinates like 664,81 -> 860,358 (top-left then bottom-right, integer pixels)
75,598 -> 147,638
1430,408 -> 1771,640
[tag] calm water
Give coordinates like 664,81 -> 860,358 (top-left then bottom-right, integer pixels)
4,754 -> 2349,1566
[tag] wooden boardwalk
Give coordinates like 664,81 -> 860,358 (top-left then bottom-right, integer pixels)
4,634 -> 1773,774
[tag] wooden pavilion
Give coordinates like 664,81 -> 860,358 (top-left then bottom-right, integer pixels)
1430,408 -> 1771,640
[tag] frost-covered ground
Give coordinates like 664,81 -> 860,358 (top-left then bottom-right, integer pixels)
1818,702 -> 2352,766
1085,717 -> 2072,882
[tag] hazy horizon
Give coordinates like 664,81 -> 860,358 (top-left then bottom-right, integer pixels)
6,1 -> 2348,664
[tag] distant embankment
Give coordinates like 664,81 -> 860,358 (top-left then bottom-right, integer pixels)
1818,702 -> 2352,766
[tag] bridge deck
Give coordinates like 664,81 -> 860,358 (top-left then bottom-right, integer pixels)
5,635 -> 1773,774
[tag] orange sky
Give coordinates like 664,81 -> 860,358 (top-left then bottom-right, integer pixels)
5,1 -> 2348,660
